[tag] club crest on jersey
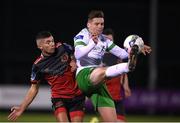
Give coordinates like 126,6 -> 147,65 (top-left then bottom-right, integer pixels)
61,53 -> 69,62
74,35 -> 84,40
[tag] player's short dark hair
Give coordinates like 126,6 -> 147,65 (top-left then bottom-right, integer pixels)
88,10 -> 104,20
103,28 -> 114,37
36,31 -> 52,40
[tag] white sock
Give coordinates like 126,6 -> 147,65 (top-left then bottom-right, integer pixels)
105,63 -> 129,77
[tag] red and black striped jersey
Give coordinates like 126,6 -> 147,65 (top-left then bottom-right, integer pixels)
30,43 -> 82,98
106,75 -> 124,101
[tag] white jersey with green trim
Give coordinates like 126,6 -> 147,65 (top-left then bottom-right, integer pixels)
74,28 -> 128,74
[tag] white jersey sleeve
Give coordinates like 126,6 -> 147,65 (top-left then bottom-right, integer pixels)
74,28 -> 96,60
106,39 -> 129,59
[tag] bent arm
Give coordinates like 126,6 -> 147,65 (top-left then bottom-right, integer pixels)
74,39 -> 96,59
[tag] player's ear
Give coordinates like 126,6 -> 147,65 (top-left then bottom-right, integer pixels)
87,23 -> 90,28
37,43 -> 43,50
87,19 -> 92,28
36,39 -> 44,50
38,46 -> 43,50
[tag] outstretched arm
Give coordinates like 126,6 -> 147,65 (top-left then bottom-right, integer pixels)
8,83 -> 39,121
109,44 -> 129,60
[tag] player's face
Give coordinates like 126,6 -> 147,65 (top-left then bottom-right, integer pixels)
87,17 -> 104,36
39,36 -> 55,56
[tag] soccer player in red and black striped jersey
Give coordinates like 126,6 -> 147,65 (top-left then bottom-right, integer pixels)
8,31 -> 85,122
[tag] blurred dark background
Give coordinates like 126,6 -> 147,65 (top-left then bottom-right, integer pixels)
1,0 -> 180,116
1,0 -> 180,88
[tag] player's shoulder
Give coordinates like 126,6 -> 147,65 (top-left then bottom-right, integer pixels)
33,55 -> 43,65
101,34 -> 112,42
55,42 -> 62,48
74,28 -> 88,41
63,43 -> 73,51
55,42 -> 73,54
56,41 -> 72,50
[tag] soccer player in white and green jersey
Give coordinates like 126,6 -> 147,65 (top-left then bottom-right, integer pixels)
74,10 -> 151,122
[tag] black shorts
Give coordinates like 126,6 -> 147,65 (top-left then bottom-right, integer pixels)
51,95 -> 85,113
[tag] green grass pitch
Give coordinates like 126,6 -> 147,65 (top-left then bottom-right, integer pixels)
1,111 -> 180,122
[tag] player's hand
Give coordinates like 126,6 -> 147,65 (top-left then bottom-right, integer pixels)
8,106 -> 23,121
91,33 -> 98,44
70,59 -> 77,72
121,84 -> 131,98
141,44 -> 152,55
124,87 -> 131,98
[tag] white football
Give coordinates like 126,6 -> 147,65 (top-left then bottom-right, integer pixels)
123,34 -> 144,53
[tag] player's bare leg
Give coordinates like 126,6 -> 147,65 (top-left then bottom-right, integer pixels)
55,111 -> 69,122
98,107 -> 117,122
70,111 -> 84,122
71,116 -> 83,122
89,67 -> 107,85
